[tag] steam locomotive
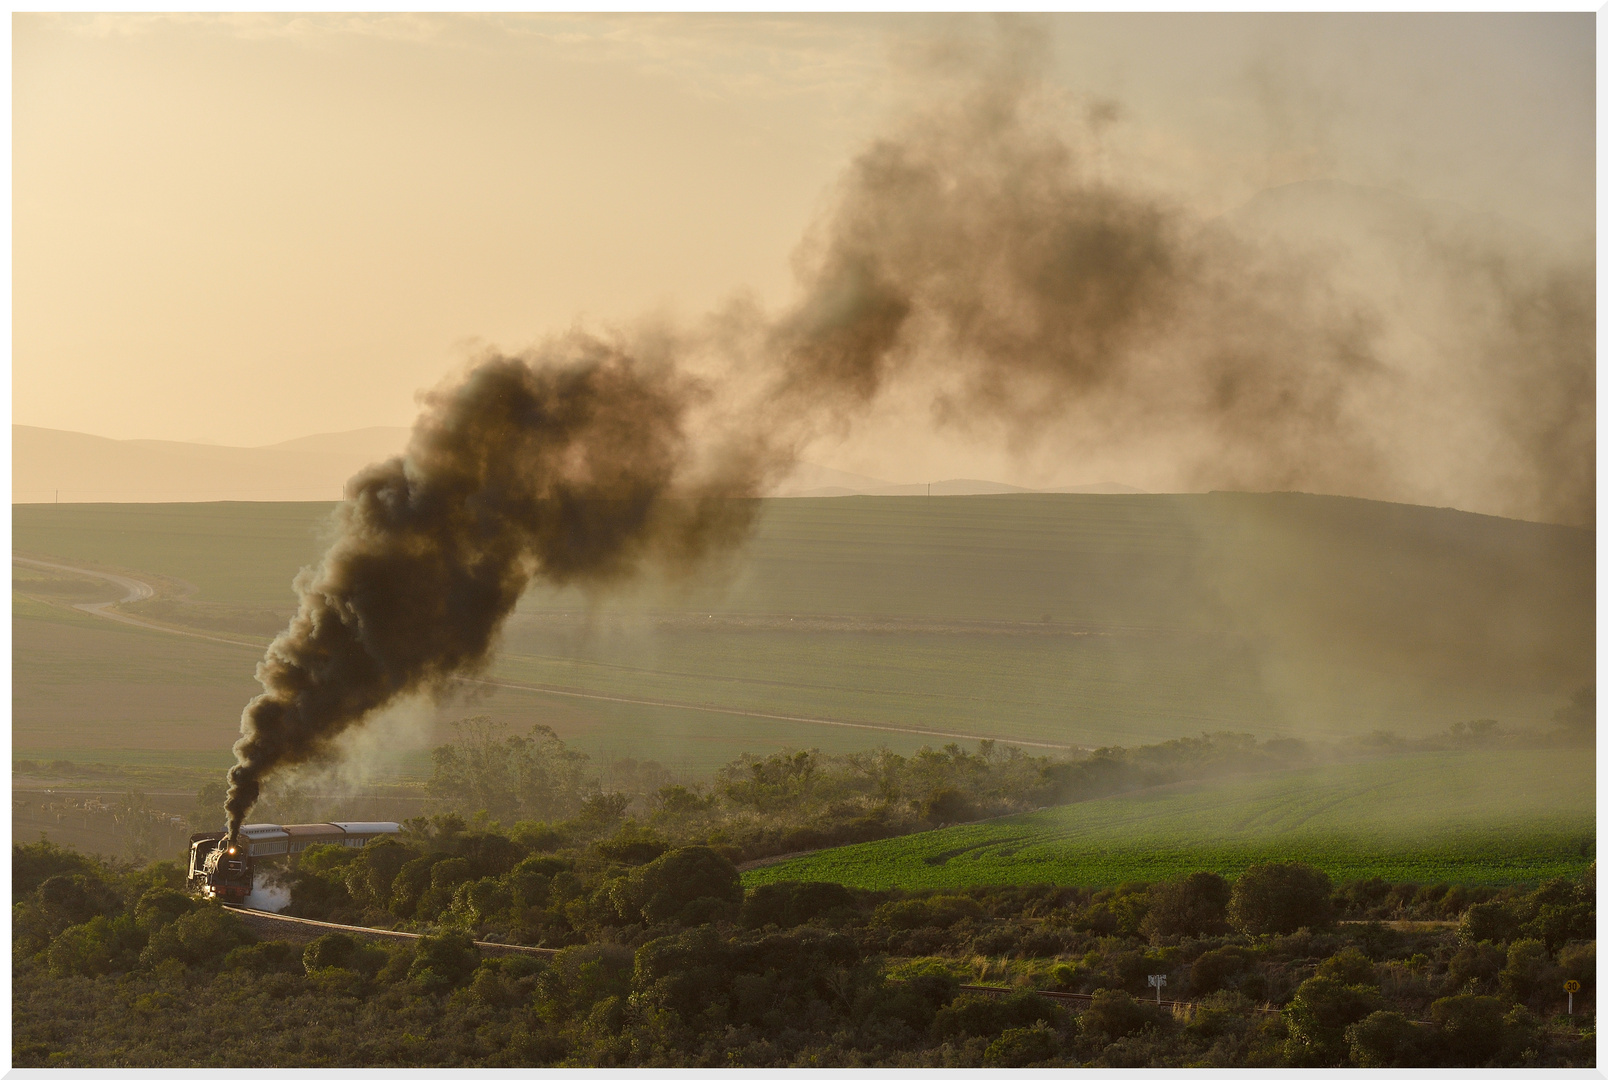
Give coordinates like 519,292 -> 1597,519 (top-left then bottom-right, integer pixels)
187,821 -> 402,902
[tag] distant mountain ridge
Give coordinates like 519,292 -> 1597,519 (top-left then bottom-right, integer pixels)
13,425 -> 1145,503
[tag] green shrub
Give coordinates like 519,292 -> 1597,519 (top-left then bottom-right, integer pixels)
933,990 -> 1061,1041
1078,988 -> 1153,1042
1315,945 -> 1375,987
224,940 -> 306,976
1140,872 -> 1230,940
1458,899 -> 1520,946
46,914 -> 146,977
303,932 -> 390,977
1344,1009 -> 1432,1067
872,895 -> 984,933
742,880 -> 856,930
1282,975 -> 1382,1065
616,846 -> 742,926
1188,946 -> 1248,995
133,888 -> 198,933
983,1022 -> 1061,1066
1228,863 -> 1334,935
13,840 -> 105,903
298,842 -> 361,875
343,838 -> 418,910
1429,994 -> 1506,1067
138,907 -> 254,970
1498,939 -> 1560,1006
1443,942 -> 1505,995
409,928 -> 481,993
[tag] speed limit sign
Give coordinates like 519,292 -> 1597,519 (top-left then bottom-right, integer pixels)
1565,980 -> 1581,993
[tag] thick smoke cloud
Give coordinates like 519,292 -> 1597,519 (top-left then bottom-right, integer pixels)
225,346 -> 761,836
224,29 -> 1592,834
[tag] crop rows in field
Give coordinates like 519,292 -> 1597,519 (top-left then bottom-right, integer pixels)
744,749 -> 1597,889
12,496 -> 1593,772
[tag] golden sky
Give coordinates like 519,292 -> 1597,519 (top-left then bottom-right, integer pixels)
12,14 -> 1594,491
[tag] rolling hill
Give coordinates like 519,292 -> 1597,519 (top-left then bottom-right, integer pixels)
11,492 -> 1593,773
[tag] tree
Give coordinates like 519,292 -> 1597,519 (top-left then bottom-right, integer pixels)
1227,863 -> 1333,935
1550,685 -> 1594,743
1429,994 -> 1506,1067
984,1023 -> 1061,1066
1282,976 -> 1381,1065
617,846 -> 742,926
409,928 -> 481,993
1140,872 -> 1230,940
1498,939 -> 1560,1006
1344,1010 -> 1432,1067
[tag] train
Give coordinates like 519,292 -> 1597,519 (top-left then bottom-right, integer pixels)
186,821 -> 402,902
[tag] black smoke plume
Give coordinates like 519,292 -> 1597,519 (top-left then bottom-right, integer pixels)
224,345 -> 761,837
225,26 -> 1591,834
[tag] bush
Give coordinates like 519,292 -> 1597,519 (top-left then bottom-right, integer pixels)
298,842 -> 361,875
593,823 -> 668,866
1498,939 -> 1560,1006
1443,942 -> 1505,995
1188,946 -> 1248,996
1315,945 -> 1375,987
1078,988 -> 1153,1042
138,907 -> 255,970
933,990 -> 1061,1042
224,940 -> 306,975
1282,975 -> 1382,1065
409,928 -> 481,993
1458,899 -> 1520,946
46,914 -> 145,977
388,852 -> 452,917
35,873 -> 123,930
14,840 -> 105,902
872,896 -> 984,933
1429,994 -> 1506,1067
453,832 -> 523,878
1227,863 -> 1334,935
871,972 -> 959,1033
742,880 -> 856,930
1344,1009 -> 1432,1067
303,932 -> 390,977
619,846 -> 743,926
343,838 -> 417,910
1140,872 -> 1230,940
984,1022 -> 1061,1066
920,787 -> 977,825
133,888 -> 199,933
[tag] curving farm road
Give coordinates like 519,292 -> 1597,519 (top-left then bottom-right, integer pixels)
12,555 -> 259,650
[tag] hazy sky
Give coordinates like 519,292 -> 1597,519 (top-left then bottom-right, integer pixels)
13,13 -> 1594,488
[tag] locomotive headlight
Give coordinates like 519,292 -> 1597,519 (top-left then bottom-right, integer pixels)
228,847 -> 236,855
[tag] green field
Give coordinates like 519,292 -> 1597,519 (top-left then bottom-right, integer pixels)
743,749 -> 1596,889
12,494 -> 1593,774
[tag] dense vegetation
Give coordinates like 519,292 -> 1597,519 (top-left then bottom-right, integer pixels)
13,832 -> 1595,1067
746,745 -> 1595,889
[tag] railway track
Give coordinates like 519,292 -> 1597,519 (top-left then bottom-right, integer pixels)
224,905 -> 559,958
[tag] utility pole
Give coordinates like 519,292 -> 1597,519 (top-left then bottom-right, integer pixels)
1148,974 -> 1167,1006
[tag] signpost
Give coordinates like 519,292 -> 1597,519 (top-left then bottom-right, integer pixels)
1148,973 -> 1167,1006
1565,979 -> 1580,1015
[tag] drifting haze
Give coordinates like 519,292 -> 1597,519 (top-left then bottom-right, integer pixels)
15,13 -> 1594,500
222,24 -> 1592,831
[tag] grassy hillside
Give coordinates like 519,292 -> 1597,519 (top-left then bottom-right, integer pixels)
744,748 -> 1596,889
12,494 -> 1592,772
